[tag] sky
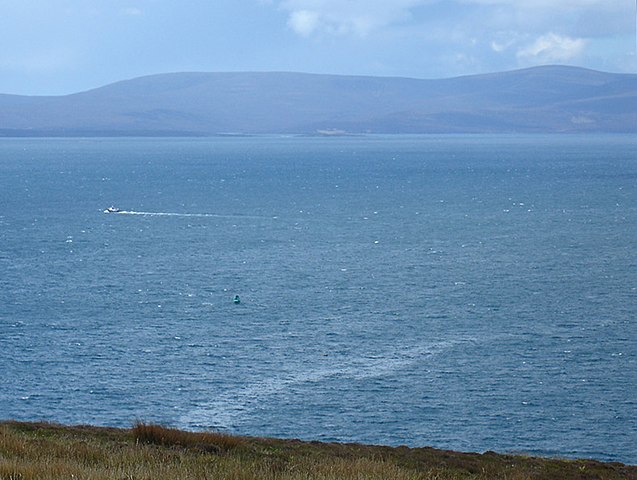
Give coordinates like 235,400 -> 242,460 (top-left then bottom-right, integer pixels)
1,0 -> 636,95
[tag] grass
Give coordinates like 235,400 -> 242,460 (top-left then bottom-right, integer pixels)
1,421 -> 635,480
132,421 -> 242,452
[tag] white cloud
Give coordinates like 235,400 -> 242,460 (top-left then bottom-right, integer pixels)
271,0 -> 633,74
517,33 -> 587,63
280,0 -> 425,37
277,0 -> 630,39
458,0 -> 622,7
491,39 -> 514,53
288,9 -> 320,36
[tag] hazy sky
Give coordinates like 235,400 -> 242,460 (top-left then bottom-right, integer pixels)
1,0 -> 636,95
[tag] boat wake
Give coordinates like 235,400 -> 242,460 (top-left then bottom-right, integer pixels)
115,211 -> 275,220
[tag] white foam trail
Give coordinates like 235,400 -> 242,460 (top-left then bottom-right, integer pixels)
116,211 -> 273,220
180,337 -> 476,430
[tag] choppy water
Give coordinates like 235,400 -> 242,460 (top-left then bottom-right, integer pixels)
1,135 -> 635,463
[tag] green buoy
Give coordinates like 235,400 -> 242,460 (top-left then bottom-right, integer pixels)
233,295 -> 241,304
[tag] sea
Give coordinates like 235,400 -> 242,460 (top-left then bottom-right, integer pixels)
0,135 -> 635,464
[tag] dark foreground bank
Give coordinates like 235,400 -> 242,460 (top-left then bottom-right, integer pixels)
0,421 -> 635,480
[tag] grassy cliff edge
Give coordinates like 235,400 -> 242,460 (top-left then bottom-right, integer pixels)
1,421 -> 635,479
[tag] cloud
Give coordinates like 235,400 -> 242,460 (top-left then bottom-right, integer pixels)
277,0 -> 631,40
280,0 -> 425,37
517,33 -> 587,63
490,36 -> 518,53
273,0 -> 637,74
458,0 -> 622,8
287,9 -> 320,36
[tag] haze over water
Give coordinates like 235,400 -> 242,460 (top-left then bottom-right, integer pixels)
1,135 -> 635,463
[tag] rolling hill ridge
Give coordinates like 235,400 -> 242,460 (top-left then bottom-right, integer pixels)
1,65 -> 635,135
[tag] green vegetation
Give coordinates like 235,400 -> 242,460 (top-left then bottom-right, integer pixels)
1,421 -> 635,480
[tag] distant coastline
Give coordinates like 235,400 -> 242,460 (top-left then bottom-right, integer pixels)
1,65 -> 635,136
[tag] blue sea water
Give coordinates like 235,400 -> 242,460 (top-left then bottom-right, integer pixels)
0,135 -> 635,464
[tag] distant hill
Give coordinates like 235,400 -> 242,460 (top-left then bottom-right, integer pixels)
0,66 -> 635,135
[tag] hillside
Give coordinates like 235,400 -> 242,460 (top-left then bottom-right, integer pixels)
1,421 -> 636,479
0,66 -> 635,135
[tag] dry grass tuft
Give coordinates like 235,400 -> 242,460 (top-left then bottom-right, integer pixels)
132,421 -> 242,453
